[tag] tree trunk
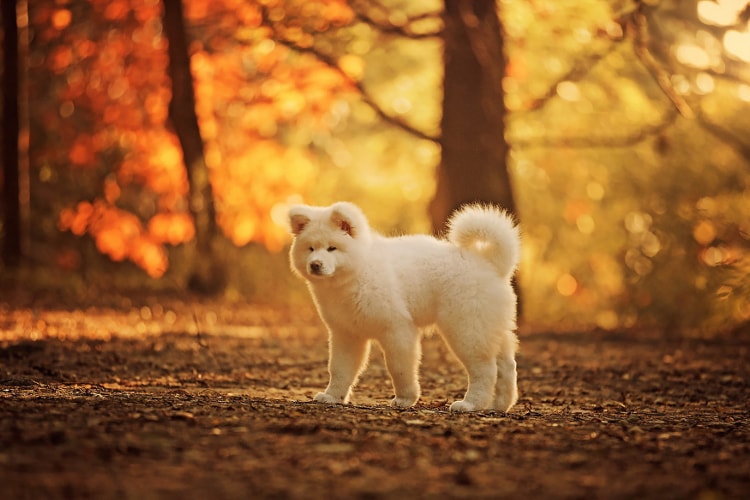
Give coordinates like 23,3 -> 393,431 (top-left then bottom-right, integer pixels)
162,0 -> 225,293
2,0 -> 21,267
431,0 -> 515,230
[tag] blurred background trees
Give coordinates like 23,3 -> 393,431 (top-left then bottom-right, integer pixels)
2,0 -> 21,268
1,0 -> 748,335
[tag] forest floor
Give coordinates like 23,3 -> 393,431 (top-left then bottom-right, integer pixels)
1,291 -> 749,499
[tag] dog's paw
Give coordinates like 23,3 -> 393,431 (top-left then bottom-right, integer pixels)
449,400 -> 477,412
313,392 -> 343,404
493,395 -> 517,413
494,386 -> 519,412
390,395 -> 418,409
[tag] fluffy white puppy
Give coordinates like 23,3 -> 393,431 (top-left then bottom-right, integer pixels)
288,201 -> 520,412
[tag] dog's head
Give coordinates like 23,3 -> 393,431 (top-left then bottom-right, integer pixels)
288,202 -> 370,282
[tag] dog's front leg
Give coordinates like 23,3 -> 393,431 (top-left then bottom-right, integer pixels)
314,334 -> 370,405
380,329 -> 421,408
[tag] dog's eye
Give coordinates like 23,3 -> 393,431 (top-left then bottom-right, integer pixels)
327,246 -> 337,252
308,247 -> 314,252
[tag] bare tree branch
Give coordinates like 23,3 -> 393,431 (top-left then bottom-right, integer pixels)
635,7 -> 750,85
274,38 -> 438,142
522,41 -> 622,112
630,3 -> 695,119
511,108 -> 679,149
696,110 -> 750,160
255,5 -> 439,143
515,10 -> 632,113
350,0 -> 443,39
194,4 -> 440,142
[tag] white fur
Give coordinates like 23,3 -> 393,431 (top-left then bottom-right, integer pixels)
288,201 -> 520,412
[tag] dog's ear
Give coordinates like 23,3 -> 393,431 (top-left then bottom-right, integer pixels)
330,202 -> 363,238
330,210 -> 355,237
288,206 -> 311,236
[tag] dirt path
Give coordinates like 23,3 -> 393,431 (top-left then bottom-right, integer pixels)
1,298 -> 749,499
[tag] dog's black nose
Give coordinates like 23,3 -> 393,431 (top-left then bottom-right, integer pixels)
310,261 -> 322,274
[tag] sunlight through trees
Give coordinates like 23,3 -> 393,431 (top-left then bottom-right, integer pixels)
1,0 -> 749,333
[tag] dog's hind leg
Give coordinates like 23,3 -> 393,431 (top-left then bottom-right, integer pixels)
449,355 -> 497,412
493,352 -> 518,412
439,323 -> 498,412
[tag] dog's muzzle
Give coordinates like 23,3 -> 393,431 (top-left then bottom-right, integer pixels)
309,260 -> 323,275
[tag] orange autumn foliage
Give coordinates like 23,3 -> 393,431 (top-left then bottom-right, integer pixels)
42,0 -> 356,277
58,199 -> 175,278
148,212 -> 195,246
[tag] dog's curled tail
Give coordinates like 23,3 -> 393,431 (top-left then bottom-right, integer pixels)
447,204 -> 521,278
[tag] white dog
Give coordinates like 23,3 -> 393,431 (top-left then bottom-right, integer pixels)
288,201 -> 520,412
